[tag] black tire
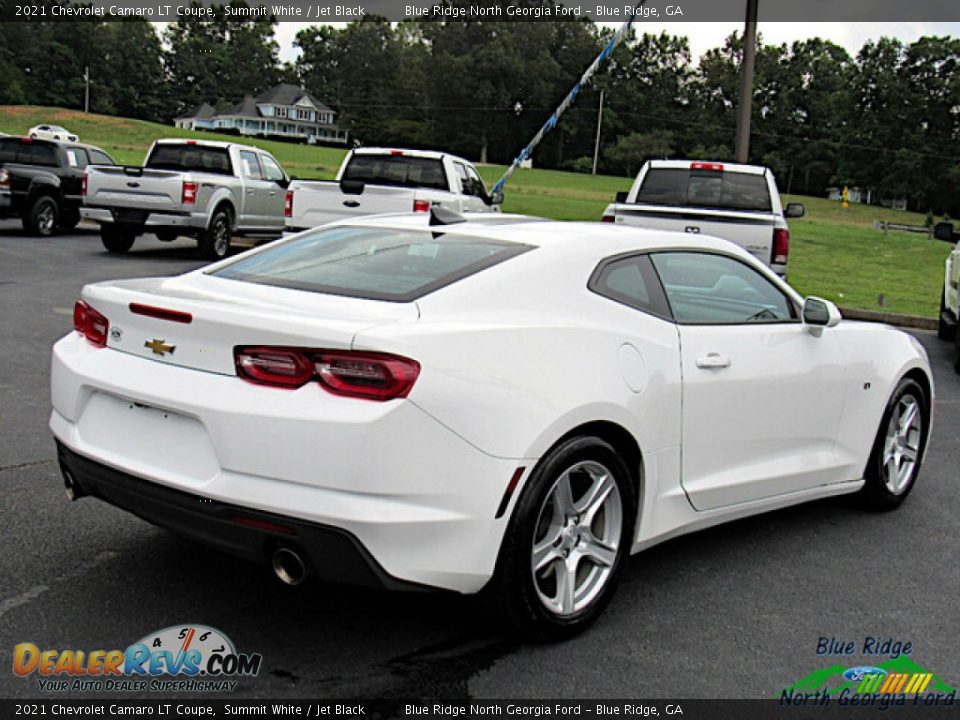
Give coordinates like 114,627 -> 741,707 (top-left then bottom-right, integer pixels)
488,436 -> 635,640
858,377 -> 929,511
938,290 -> 955,341
100,224 -> 136,254
59,209 -> 80,231
954,328 -> 960,375
198,208 -> 232,260
23,195 -> 59,236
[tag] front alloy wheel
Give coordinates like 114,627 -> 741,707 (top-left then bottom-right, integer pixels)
859,377 -> 928,510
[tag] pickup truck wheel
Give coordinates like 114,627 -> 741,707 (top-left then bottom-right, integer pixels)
198,210 -> 231,260
59,209 -> 80,231
938,290 -> 955,341
24,196 -> 59,236
100,225 -> 136,254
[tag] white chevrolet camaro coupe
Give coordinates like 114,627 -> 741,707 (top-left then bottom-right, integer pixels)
50,211 -> 933,638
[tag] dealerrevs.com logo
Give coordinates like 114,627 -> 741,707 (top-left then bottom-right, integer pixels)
13,624 -> 262,693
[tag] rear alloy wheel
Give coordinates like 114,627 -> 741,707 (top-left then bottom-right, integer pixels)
859,378 -> 928,510
25,195 -> 59,236
198,210 -> 231,260
100,224 -> 136,254
490,436 -> 634,640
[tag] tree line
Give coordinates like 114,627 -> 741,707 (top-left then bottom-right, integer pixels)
1,2 -> 959,213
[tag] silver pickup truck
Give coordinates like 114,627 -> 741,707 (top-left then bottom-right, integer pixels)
82,139 -> 289,259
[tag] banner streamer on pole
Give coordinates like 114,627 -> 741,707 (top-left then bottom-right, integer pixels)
492,0 -> 647,194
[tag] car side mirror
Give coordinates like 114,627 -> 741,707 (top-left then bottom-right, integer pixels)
276,178 -> 290,190
803,296 -> 841,335
934,221 -> 956,243
785,202 -> 805,219
489,189 -> 504,206
615,191 -> 629,203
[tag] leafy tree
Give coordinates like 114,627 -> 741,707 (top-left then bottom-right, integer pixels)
604,129 -> 675,175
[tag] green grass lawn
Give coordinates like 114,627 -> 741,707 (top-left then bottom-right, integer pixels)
1,105 -> 952,317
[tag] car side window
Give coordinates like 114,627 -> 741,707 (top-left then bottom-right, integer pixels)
589,254 -> 672,319
650,252 -> 796,324
464,165 -> 486,198
87,149 -> 115,165
260,155 -> 285,183
66,147 -> 89,168
239,150 -> 262,179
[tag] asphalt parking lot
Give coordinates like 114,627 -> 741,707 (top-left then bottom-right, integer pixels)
1,221 -> 958,701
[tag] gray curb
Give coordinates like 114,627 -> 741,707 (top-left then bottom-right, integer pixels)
840,306 -> 937,331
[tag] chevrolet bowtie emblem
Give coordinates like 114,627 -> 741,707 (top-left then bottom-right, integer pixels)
144,339 -> 176,357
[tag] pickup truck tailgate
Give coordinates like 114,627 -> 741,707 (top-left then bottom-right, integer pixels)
289,181 -> 417,229
85,166 -> 188,213
614,205 -> 775,264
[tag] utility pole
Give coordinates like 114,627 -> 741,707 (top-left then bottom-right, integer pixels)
592,88 -> 605,175
734,0 -> 758,163
84,66 -> 90,113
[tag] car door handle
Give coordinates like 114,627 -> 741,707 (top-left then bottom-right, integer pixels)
246,188 -> 255,195
269,191 -> 277,196
343,200 -> 360,208
695,353 -> 731,369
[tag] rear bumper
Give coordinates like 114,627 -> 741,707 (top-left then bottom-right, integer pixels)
56,441 -> 425,592
82,206 -> 205,230
50,332 -> 525,593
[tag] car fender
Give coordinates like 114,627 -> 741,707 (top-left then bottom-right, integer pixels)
205,188 -> 237,230
832,322 -> 934,470
28,173 -> 61,197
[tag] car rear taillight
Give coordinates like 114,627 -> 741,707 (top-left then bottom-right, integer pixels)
81,172 -> 87,197
772,228 -> 790,265
73,300 -> 109,348
182,181 -> 198,205
234,347 -> 420,401
412,199 -> 430,213
601,214 -> 615,223
284,190 -> 293,218
691,162 -> 724,172
0,169 -> 9,188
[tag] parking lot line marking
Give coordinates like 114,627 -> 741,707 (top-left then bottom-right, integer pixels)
0,551 -> 118,619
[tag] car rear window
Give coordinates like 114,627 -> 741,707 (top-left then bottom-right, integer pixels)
637,168 -> 772,212
210,226 -> 534,302
342,155 -> 448,191
0,139 -> 58,167
146,144 -> 233,175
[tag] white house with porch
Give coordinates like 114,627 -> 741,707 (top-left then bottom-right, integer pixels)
174,84 -> 348,145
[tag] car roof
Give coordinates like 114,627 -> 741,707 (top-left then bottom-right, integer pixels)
647,159 -> 768,175
351,147 -> 460,162
328,213 -> 760,264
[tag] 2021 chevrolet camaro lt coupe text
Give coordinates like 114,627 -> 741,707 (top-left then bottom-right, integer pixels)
50,212 -> 933,638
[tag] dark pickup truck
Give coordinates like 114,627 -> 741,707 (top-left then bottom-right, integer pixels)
0,136 -> 115,236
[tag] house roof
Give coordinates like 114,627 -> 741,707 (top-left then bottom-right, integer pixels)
255,83 -> 334,114
175,102 -> 216,121
220,95 -> 261,119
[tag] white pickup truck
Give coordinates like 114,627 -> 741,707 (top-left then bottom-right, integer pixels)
934,221 -> 960,372
601,160 -> 805,276
284,148 -> 503,231
82,139 -> 290,259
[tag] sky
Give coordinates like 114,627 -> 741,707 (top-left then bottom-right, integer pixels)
272,21 -> 960,64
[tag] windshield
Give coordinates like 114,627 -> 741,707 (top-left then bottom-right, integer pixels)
637,168 -> 772,212
210,226 -> 534,302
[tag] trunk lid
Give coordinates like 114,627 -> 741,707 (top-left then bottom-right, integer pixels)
288,180 -> 418,228
81,273 -> 418,376
85,165 -> 190,214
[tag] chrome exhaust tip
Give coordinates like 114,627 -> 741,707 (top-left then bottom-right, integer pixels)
271,547 -> 308,586
63,470 -> 79,501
